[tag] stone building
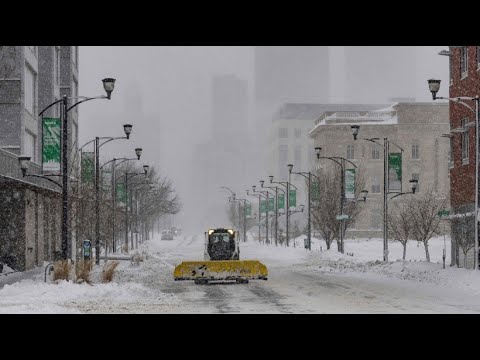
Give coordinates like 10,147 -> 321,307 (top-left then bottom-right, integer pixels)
309,102 -> 450,241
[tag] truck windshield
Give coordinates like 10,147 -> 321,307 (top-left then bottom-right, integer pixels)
211,233 -> 231,243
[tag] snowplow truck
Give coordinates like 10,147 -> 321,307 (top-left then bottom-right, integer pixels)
173,228 -> 268,284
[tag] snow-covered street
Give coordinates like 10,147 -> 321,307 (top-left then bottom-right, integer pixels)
3,233 -> 480,313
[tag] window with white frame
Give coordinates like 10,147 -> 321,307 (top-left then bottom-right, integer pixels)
24,65 -> 36,115
72,123 -> 78,152
462,118 -> 469,164
55,47 -> 60,86
73,79 -> 78,112
72,46 -> 78,68
372,144 -> 380,159
411,173 -> 420,192
450,53 -> 453,85
412,143 -> 420,159
279,144 -> 288,178
448,136 -> 454,169
346,144 -> 354,160
371,176 -> 380,193
294,128 -> 301,138
477,46 -> 480,69
294,144 -> 302,170
461,47 -> 468,78
279,128 -> 288,139
370,209 -> 382,230
24,131 -> 36,163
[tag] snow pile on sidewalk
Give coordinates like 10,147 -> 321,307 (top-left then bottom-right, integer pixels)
0,279 -> 158,314
302,249 -> 480,295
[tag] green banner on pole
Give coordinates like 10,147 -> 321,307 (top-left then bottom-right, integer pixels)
388,152 -> 402,192
116,183 -> 126,204
260,200 -> 267,214
289,189 -> 296,208
345,168 -> 356,199
81,152 -> 94,184
278,193 -> 285,210
268,197 -> 274,211
312,181 -> 320,201
42,118 -> 61,172
245,203 -> 252,217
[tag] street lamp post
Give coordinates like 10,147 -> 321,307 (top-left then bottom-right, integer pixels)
428,78 -> 480,270
287,165 -> 322,250
314,147 -> 357,254
124,165 -> 149,253
246,190 -> 263,243
80,124 -> 132,264
259,181 -> 276,245
252,185 -> 270,244
29,78 -> 116,261
100,148 -> 142,254
349,129 -> 404,261
269,177 -> 297,246
265,177 -> 286,247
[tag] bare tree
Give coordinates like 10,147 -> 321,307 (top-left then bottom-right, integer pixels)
387,199 -> 413,260
451,213 -> 474,268
310,164 -> 366,252
409,188 -> 448,262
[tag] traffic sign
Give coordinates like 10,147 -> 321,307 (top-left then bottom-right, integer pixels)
336,214 -> 349,220
437,210 -> 450,218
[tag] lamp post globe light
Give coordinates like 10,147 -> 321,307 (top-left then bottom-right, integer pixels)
135,148 -> 142,160
427,77 -> 480,270
22,77 -> 116,261
123,124 -> 133,139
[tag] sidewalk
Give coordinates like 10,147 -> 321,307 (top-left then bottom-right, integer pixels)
0,265 -> 46,289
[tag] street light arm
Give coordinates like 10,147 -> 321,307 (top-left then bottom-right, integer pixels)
115,158 -> 138,168
38,98 -> 65,117
25,174 -> 63,189
220,186 -> 236,196
66,95 -> 108,113
389,192 -> 414,200
79,138 -> 96,152
436,96 -> 477,114
317,156 -> 343,168
291,171 -> 309,181
99,136 -> 128,148
327,156 -> 357,169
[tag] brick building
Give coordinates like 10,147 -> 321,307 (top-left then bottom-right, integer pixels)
447,46 -> 480,268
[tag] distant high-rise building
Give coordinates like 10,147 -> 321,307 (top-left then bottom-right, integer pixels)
187,74 -> 250,232
343,46 -> 417,104
253,46 -> 330,172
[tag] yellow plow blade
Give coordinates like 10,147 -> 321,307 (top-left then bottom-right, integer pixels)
173,260 -> 268,281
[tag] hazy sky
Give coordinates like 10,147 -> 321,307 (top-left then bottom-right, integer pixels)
79,46 -> 447,232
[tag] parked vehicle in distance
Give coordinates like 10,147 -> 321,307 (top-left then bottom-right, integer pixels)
161,230 -> 174,240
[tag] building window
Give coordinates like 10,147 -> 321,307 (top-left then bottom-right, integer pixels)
448,136 -> 454,169
24,65 -> 36,116
279,144 -> 288,162
294,128 -> 301,138
412,143 -> 420,159
279,128 -> 288,139
412,173 -> 420,192
55,47 -> 61,86
371,176 -> 380,194
72,123 -> 78,152
477,46 -> 480,69
450,53 -> 453,85
462,118 -> 469,164
73,79 -> 78,112
72,46 -> 78,68
371,209 -> 382,230
27,46 -> 37,56
24,131 -> 36,163
294,144 -> 301,170
346,144 -> 354,160
461,47 -> 468,78
372,144 -> 380,159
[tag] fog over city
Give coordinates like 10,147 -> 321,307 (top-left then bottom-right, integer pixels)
79,46 -> 448,234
